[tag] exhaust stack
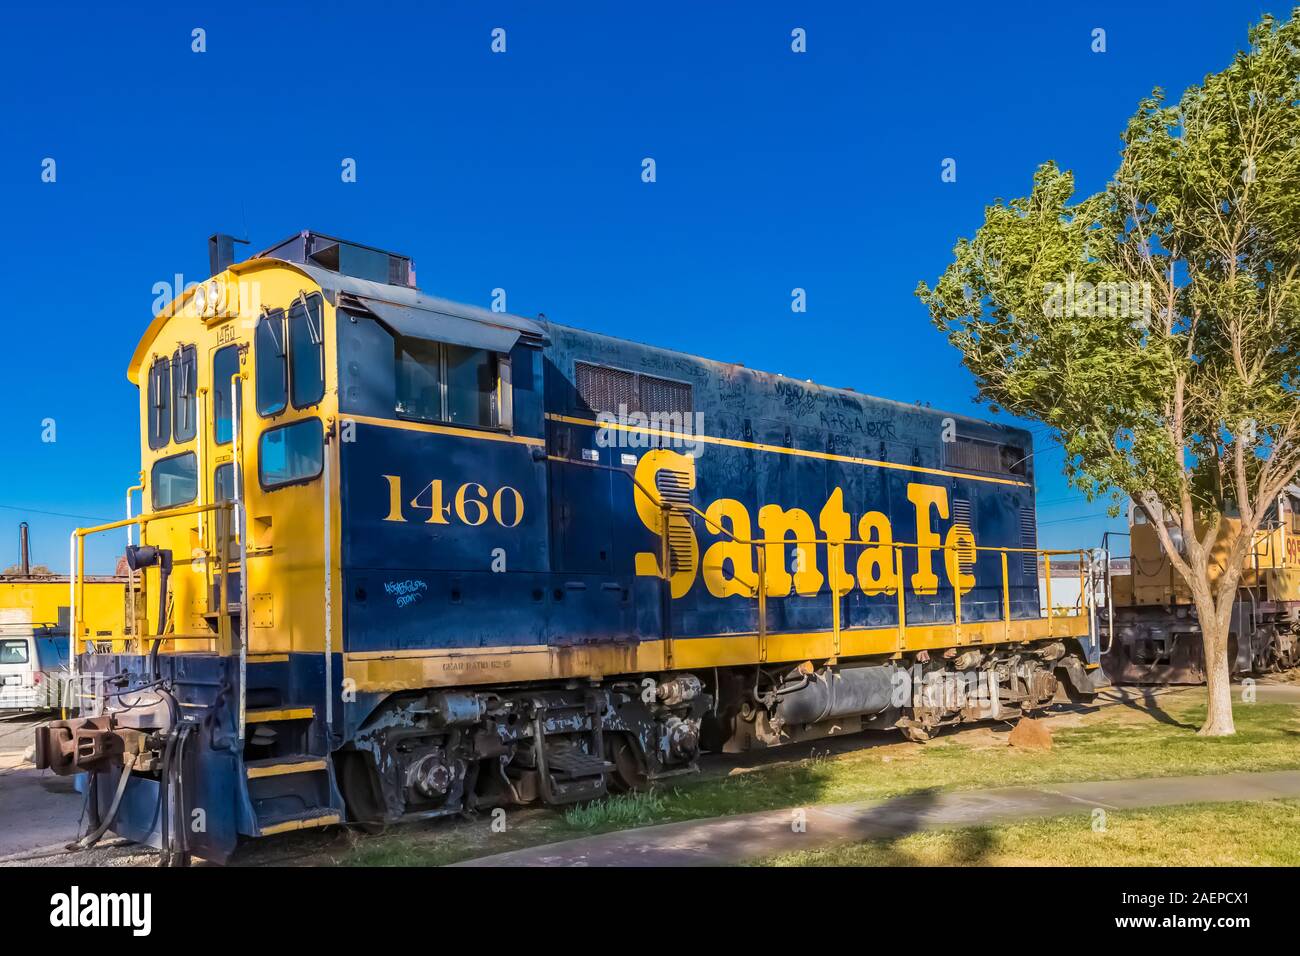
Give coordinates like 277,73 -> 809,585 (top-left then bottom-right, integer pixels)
208,233 -> 249,276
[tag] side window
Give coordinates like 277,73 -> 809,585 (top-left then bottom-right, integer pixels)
445,344 -> 496,427
395,336 -> 443,421
147,357 -> 171,450
394,335 -> 499,429
255,309 -> 288,417
259,419 -> 324,489
212,345 -> 241,445
288,294 -> 325,408
151,451 -> 198,509
214,462 -> 235,502
172,346 -> 197,443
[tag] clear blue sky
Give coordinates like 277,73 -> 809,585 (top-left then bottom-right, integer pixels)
0,0 -> 1278,573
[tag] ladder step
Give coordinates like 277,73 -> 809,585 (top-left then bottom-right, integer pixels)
547,750 -> 614,778
246,706 -> 315,723
246,756 -> 328,779
256,808 -> 340,837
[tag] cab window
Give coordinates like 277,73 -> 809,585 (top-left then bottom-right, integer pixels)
147,357 -> 171,449
214,462 -> 235,502
446,344 -> 496,427
172,345 -> 197,443
259,419 -> 324,489
213,345 -> 240,444
396,337 -> 443,421
152,452 -> 198,509
255,309 -> 288,417
395,337 -> 497,429
289,294 -> 325,408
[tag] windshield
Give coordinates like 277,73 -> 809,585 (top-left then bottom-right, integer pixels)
0,639 -> 30,665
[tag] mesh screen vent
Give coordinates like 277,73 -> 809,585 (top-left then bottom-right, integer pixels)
574,362 -> 693,415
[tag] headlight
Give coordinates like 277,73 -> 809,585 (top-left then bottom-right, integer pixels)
193,283 -> 207,315
207,279 -> 223,313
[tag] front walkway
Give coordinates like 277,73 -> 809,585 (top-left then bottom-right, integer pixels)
456,768 -> 1300,867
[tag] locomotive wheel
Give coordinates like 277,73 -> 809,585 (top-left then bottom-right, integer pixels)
338,752 -> 388,834
896,718 -> 931,743
606,734 -> 649,792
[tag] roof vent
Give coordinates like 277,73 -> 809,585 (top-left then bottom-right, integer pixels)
257,230 -> 416,288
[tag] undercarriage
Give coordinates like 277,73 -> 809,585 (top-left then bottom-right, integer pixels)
32,640 -> 1097,854
336,673 -> 710,826
1102,602 -> 1300,685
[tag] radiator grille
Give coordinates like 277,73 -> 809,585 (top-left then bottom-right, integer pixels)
574,362 -> 693,415
944,437 -> 1001,472
638,374 -> 693,415
943,436 -> 1027,476
575,362 -> 637,413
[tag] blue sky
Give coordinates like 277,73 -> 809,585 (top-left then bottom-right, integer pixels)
0,0 -> 1278,572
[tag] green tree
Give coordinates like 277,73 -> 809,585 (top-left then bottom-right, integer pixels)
918,12 -> 1300,735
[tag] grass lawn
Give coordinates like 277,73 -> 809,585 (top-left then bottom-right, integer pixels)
758,800 -> 1300,866
323,689 -> 1300,867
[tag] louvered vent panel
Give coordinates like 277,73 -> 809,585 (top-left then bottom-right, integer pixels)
656,469 -> 695,573
573,362 -> 693,417
575,362 -> 638,413
943,437 -> 1003,473
639,374 -> 693,415
951,498 -> 975,574
1020,507 -> 1039,583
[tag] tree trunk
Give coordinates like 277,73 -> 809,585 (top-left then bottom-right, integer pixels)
1197,607 -> 1236,736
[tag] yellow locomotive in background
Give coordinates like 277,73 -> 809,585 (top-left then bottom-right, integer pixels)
1102,488 -> 1300,683
0,522 -> 127,711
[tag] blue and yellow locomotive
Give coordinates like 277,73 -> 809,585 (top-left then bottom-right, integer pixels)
36,231 -> 1099,862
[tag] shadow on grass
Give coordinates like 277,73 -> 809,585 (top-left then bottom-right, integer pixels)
871,825 -> 998,866
763,786 -> 999,867
1112,687 -> 1199,731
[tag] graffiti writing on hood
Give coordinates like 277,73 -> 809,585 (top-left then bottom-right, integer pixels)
384,579 -> 429,609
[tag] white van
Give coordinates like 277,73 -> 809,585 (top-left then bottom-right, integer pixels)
0,611 -> 66,712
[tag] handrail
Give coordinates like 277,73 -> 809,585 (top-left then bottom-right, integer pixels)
231,372 -> 249,743
550,453 -> 1092,657
124,479 -> 143,638
69,499 -> 238,714
322,421 -> 335,733
1099,530 -> 1129,655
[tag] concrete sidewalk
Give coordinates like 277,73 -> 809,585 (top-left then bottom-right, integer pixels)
0,716 -> 85,860
457,769 -> 1300,867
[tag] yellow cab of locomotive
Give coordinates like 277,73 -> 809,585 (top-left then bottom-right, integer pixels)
1111,492 -> 1300,608
122,246 -> 340,665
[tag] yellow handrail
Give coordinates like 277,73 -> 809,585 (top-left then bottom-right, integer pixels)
550,453 -> 1088,654
72,500 -> 237,649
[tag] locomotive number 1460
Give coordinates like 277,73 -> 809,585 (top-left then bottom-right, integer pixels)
381,475 -> 524,528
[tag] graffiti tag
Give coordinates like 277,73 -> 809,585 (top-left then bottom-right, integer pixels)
384,579 -> 429,609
